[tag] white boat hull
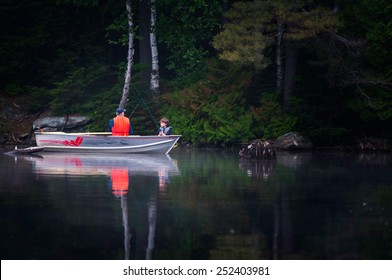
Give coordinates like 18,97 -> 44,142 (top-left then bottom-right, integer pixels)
35,132 -> 181,154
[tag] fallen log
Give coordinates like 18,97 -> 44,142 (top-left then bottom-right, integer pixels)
239,139 -> 276,160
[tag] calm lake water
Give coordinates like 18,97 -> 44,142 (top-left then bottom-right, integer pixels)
1,147 -> 391,260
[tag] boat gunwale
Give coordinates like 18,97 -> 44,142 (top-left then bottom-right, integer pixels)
34,132 -> 182,139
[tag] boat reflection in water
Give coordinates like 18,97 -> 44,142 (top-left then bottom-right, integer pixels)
19,153 -> 179,260
25,153 -> 179,177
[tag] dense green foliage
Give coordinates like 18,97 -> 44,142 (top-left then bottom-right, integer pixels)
251,93 -> 297,139
156,0 -> 223,89
0,0 -> 391,146
161,59 -> 254,145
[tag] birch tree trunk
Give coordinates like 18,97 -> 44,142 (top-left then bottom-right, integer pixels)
119,0 -> 135,108
139,0 -> 151,93
149,0 -> 160,95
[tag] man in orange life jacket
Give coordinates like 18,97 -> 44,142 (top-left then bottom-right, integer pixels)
108,108 -> 133,136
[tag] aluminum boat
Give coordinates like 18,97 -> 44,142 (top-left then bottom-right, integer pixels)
35,132 -> 181,154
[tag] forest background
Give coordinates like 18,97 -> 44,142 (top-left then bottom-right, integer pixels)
0,0 -> 391,148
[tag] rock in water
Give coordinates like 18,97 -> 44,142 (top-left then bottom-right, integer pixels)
33,116 -> 90,131
273,132 -> 313,150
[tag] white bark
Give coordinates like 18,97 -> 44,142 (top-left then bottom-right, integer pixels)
149,0 -> 160,95
146,197 -> 157,260
121,196 -> 131,260
120,0 -> 135,108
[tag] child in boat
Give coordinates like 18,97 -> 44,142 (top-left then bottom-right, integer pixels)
158,118 -> 172,136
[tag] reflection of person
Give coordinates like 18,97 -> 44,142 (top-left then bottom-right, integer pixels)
158,169 -> 169,191
108,108 -> 133,136
158,118 -> 172,136
111,168 -> 129,197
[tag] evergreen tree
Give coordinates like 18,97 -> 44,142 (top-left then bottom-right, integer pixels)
331,0 -> 392,123
213,0 -> 339,109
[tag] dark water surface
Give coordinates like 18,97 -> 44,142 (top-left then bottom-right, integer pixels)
1,147 -> 391,260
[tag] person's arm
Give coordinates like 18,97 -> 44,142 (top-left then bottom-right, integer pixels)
108,119 -> 114,132
129,122 -> 133,135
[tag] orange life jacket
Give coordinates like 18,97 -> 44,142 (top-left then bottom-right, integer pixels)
112,116 -> 130,136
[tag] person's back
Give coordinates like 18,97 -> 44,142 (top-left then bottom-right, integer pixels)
109,108 -> 132,136
112,115 -> 130,136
